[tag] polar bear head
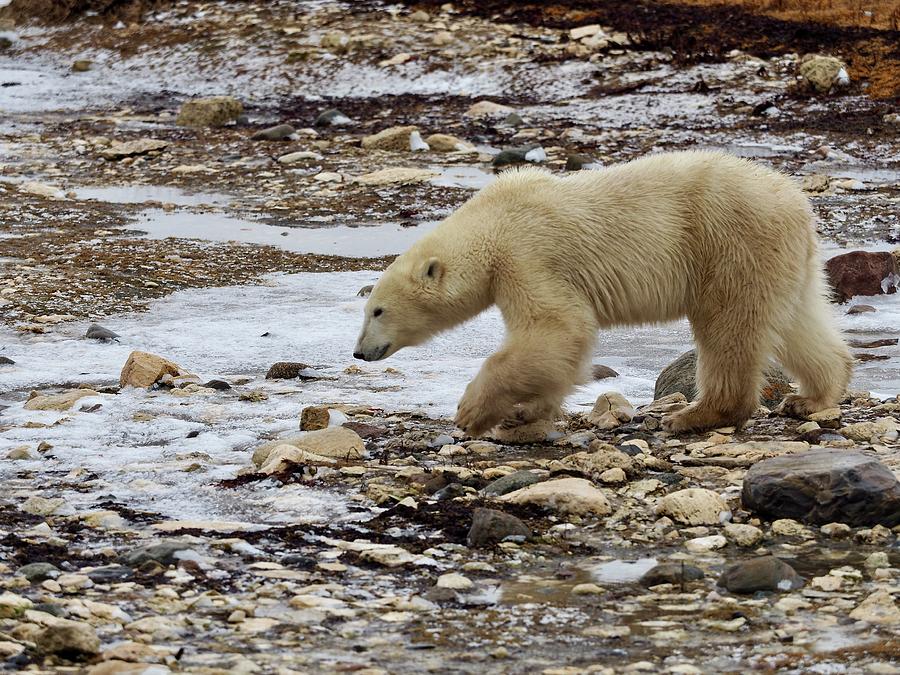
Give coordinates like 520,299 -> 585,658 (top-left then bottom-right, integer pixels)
353,254 -> 447,361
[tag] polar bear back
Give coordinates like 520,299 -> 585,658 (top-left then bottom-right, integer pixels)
460,150 -> 816,327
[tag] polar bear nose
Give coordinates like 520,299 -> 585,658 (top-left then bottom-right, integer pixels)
353,351 -> 365,360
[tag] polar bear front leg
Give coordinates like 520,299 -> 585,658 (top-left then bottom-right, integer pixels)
455,321 -> 593,437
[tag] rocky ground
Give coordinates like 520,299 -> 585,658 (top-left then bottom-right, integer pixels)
1,0 -> 900,673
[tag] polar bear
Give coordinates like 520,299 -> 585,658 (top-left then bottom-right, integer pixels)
353,151 -> 853,436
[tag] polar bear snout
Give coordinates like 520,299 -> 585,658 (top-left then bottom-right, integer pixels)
353,343 -> 390,361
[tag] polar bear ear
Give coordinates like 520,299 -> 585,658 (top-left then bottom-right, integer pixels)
421,257 -> 444,284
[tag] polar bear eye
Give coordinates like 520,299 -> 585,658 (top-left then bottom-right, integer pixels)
373,308 -> 383,318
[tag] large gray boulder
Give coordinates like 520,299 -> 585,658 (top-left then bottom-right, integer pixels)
742,449 -> 900,527
654,350 -> 791,408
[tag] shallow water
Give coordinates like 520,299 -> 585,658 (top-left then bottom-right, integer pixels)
75,184 -> 232,206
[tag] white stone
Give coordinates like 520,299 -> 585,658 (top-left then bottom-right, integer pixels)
499,477 -> 611,516
657,488 -> 730,526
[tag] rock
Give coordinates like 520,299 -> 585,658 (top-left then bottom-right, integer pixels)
684,535 -> 727,552
202,379 -> 231,390
432,30 -> 454,46
718,557 -> 803,594
467,508 -> 531,547
492,145 -> 542,167
100,138 -> 169,160
436,573 -> 473,590
314,108 -> 351,126
849,590 -> 900,625
570,24 -> 602,40
176,96 -> 243,127
801,174 -> 830,193
0,591 -> 33,618
72,59 -> 91,72
24,389 -> 99,411
499,477 -> 611,516
658,488 -> 730,526
841,417 -> 899,442
820,522 -> 852,538
259,445 -> 336,474
847,304 -> 876,314
6,446 -> 32,460
251,124 -> 295,140
566,153 -> 593,171
357,284 -> 374,297
253,426 -> 365,466
799,54 -> 850,93
587,391 -> 634,429
640,563 -> 705,587
20,181 -> 64,199
119,540 -> 192,567
17,562 -> 60,582
0,356 -> 14,364
654,350 -> 790,407
481,470 -> 545,497
504,112 -> 525,127
355,167 -> 438,186
742,448 -> 900,527
571,583 -> 605,595
424,133 -> 474,152
554,443 -> 635,479
361,126 -> 419,151
84,323 -> 119,340
265,361 -> 312,379
825,250 -> 898,302
465,100 -> 513,117
314,171 -> 343,183
599,467 -> 626,484
278,150 -> 323,164
300,406 -> 331,431
724,523 -> 764,547
591,364 -> 619,380
35,620 -> 100,658
120,351 -> 186,388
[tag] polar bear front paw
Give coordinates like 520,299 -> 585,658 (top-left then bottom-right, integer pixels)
456,386 -> 508,437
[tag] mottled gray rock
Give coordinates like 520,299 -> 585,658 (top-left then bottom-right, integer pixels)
314,108 -> 351,126
357,284 -> 374,297
492,145 -> 540,167
0,356 -> 14,365
718,556 -> 803,594
467,508 -> 531,547
655,349 -> 791,407
17,562 -> 60,583
251,124 -> 295,140
640,562 -> 705,587
742,449 -> 900,526
119,540 -> 192,567
482,470 -> 544,497
202,379 -> 231,390
503,112 -> 524,127
85,323 -> 119,340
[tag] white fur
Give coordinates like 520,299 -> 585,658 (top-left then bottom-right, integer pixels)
355,150 -> 853,435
